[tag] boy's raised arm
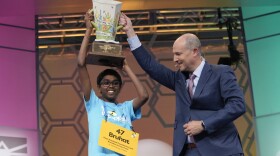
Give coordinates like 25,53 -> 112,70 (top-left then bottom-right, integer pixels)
78,10 -> 93,101
122,60 -> 149,111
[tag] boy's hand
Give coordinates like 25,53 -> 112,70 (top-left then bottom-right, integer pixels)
115,59 -> 128,73
85,9 -> 94,30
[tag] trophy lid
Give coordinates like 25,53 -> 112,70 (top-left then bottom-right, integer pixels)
92,0 -> 122,5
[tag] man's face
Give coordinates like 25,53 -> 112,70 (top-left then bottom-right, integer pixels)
173,40 -> 194,72
98,75 -> 121,102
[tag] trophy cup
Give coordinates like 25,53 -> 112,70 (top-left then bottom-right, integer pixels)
86,0 -> 124,67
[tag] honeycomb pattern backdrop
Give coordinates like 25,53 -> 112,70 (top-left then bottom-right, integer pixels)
39,45 -> 256,156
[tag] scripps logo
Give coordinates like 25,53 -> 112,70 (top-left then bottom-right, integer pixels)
0,136 -> 27,156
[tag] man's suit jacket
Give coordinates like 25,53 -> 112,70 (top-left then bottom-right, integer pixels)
132,46 -> 246,156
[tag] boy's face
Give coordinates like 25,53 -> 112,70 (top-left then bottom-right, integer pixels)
98,75 -> 121,102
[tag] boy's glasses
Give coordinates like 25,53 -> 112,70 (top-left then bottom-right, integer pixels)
100,80 -> 120,87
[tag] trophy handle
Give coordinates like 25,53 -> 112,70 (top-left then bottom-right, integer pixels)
116,25 -> 123,31
91,21 -> 98,29
87,9 -> 97,29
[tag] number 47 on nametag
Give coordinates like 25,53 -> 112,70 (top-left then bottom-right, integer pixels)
98,120 -> 139,156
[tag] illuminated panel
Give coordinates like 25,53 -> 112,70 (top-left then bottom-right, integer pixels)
242,5 -> 280,156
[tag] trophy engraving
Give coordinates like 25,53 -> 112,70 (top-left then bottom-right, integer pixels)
86,0 -> 124,67
100,45 -> 115,53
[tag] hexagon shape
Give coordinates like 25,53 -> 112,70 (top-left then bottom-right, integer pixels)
118,79 -> 152,117
39,73 -> 47,93
79,109 -> 89,136
42,84 -> 81,120
158,83 -> 175,96
42,55 -> 77,79
154,95 -> 176,127
44,126 -> 84,156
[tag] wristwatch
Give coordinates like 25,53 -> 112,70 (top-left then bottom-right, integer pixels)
201,121 -> 206,130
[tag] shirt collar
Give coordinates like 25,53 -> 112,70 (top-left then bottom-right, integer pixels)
192,58 -> 205,79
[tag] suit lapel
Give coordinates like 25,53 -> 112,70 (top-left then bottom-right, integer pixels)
193,63 -> 212,98
177,72 -> 192,105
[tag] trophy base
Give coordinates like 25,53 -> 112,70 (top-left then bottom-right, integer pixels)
86,42 -> 124,67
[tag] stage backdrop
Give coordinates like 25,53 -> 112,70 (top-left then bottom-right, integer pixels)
39,42 -> 256,156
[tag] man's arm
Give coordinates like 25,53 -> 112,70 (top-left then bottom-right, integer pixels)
78,11 -> 93,101
120,13 -> 176,90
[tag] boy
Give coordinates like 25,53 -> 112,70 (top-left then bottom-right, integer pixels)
77,11 -> 149,156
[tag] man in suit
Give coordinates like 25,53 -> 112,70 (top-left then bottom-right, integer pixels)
119,13 -> 246,156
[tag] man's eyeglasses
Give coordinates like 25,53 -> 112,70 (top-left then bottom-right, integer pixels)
100,80 -> 121,87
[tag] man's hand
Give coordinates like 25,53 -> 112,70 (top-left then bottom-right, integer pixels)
119,13 -> 136,38
183,120 -> 204,136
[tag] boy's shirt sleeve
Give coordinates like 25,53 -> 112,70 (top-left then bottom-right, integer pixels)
126,99 -> 141,121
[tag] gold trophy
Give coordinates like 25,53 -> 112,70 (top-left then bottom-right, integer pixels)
86,0 -> 124,67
